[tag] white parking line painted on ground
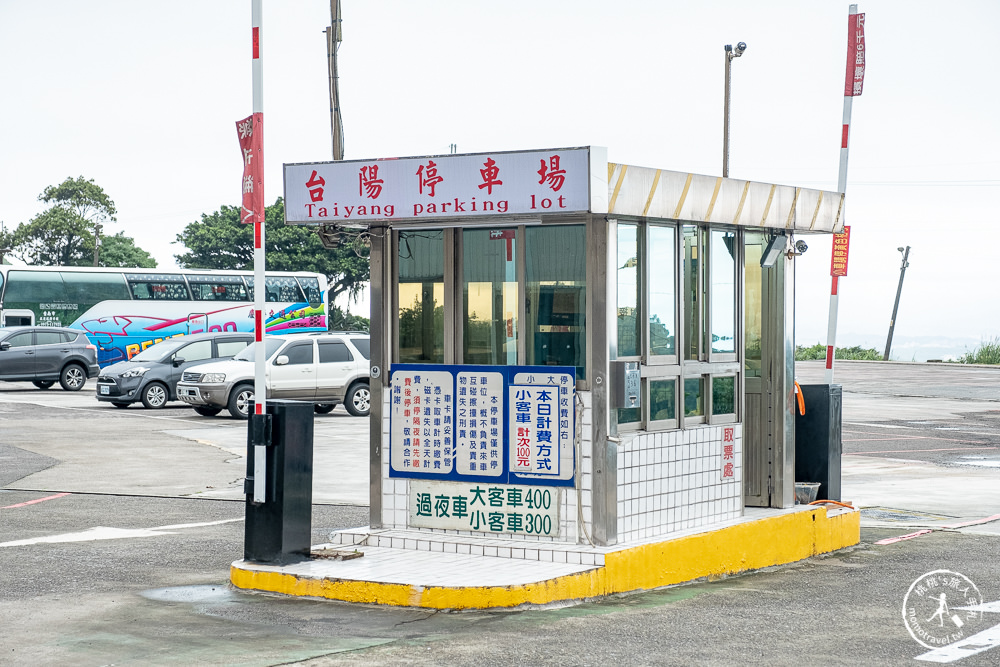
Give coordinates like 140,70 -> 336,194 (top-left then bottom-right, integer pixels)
915,621 -> 1000,663
0,518 -> 243,547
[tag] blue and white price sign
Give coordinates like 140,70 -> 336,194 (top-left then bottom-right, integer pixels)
389,364 -> 575,487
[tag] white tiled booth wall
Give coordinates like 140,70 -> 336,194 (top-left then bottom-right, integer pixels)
617,425 -> 743,543
379,390 -> 595,544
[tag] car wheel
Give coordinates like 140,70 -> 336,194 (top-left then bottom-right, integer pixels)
194,406 -> 223,417
32,380 -> 55,390
228,384 -> 254,420
112,402 -> 130,409
344,383 -> 370,417
314,403 -> 336,414
59,364 -> 87,391
141,382 -> 169,409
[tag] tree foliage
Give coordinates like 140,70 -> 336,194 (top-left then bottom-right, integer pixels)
174,198 -> 370,303
2,176 -> 156,268
99,232 -> 157,268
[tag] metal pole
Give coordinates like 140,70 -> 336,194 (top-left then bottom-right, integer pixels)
883,246 -> 910,361
722,45 -> 732,178
327,0 -> 343,161
824,3 -> 859,383
251,0 -> 268,504
92,223 -> 102,267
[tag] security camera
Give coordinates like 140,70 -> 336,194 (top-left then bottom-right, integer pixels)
735,42 -> 747,56
795,240 -> 808,254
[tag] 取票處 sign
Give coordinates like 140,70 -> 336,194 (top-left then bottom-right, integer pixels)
389,364 -> 576,487
409,480 -> 561,537
283,148 -> 591,224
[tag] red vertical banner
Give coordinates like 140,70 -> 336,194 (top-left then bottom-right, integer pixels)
830,225 -> 851,277
844,13 -> 866,97
236,113 -> 264,224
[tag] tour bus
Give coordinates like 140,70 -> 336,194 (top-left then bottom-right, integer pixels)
0,265 -> 328,367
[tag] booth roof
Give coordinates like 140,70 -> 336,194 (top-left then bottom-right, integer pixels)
606,163 -> 843,234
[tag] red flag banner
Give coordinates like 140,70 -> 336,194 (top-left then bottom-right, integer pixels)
830,225 -> 851,277
844,13 -> 866,97
236,114 -> 264,224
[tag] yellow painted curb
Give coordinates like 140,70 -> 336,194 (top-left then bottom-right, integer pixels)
231,507 -> 859,609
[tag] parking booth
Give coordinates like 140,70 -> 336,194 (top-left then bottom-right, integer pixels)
232,147 -> 860,607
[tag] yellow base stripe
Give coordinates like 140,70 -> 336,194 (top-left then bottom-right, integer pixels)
231,507 -> 859,610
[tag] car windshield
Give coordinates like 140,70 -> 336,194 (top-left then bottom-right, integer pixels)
234,338 -> 284,361
130,338 -> 188,362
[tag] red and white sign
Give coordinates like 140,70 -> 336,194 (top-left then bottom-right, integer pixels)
830,225 -> 851,277
283,148 -> 591,224
237,114 -> 264,224
844,13 -> 866,97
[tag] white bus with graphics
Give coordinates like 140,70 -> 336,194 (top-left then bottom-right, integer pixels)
0,265 -> 328,367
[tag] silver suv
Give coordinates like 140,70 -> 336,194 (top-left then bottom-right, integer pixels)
176,332 -> 371,419
96,331 -> 252,409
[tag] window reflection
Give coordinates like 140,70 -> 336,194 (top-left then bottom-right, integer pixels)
648,226 -> 675,356
684,376 -> 704,417
711,230 -> 736,353
682,226 -> 704,360
713,376 -> 736,415
464,228 -> 518,365
526,225 -> 586,379
650,379 -> 676,421
744,232 -> 764,378
397,231 -> 444,363
616,223 -> 640,357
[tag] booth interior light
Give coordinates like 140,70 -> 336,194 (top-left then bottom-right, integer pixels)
760,233 -> 788,268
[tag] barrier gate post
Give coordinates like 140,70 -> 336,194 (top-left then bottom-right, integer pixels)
244,400 -> 314,564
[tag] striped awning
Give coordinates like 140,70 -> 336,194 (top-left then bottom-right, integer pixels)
605,163 -> 844,234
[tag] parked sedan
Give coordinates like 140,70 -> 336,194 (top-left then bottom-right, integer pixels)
0,326 -> 100,391
176,333 -> 370,419
96,332 -> 252,408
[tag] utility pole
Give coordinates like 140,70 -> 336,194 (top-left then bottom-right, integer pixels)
883,246 -> 910,361
326,0 -> 344,160
93,223 -> 103,267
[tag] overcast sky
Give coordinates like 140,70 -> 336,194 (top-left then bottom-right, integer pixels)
2,1 -> 998,358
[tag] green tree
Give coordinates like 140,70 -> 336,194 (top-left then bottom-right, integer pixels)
174,198 -> 370,304
4,176 -> 156,268
99,232 -> 157,268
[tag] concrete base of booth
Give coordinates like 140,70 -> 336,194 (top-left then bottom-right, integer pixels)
230,504 -> 859,609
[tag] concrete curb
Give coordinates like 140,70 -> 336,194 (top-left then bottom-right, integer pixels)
230,506 -> 860,609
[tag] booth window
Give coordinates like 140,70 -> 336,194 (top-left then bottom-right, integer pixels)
743,232 -> 765,378
616,223 -> 640,358
649,379 -> 676,423
463,228 -> 518,365
712,375 -> 736,416
684,376 -> 705,419
648,225 -> 676,357
682,226 -> 705,360
710,230 -> 737,354
397,231 -> 445,363
525,225 -> 586,380
613,222 -> 740,433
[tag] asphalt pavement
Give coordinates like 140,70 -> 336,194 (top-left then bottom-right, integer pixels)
0,361 -> 998,666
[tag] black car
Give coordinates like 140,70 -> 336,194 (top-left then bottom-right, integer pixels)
0,326 -> 100,391
96,331 -> 253,408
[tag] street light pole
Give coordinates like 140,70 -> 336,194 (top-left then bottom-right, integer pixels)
722,42 -> 746,178
883,246 -> 910,361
